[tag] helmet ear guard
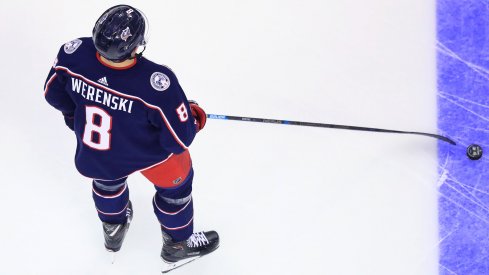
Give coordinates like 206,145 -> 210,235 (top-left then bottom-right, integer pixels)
92,5 -> 149,62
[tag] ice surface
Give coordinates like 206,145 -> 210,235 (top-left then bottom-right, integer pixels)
0,1 -> 438,274
438,0 -> 489,274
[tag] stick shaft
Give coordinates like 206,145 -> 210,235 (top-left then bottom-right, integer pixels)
207,114 -> 456,145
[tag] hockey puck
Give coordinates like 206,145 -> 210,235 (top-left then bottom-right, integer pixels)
467,144 -> 483,160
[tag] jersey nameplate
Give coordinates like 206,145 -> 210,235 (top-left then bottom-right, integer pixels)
151,72 -> 171,91
71,77 -> 134,114
64,39 -> 83,54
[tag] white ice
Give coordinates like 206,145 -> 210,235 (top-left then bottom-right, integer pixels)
0,0 -> 438,274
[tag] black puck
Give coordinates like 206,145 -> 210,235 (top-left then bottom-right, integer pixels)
467,144 -> 483,160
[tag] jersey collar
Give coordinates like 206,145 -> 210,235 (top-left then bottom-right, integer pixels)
96,52 -> 137,70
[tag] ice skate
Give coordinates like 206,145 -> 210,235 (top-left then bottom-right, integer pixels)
102,201 -> 133,253
161,231 -> 219,273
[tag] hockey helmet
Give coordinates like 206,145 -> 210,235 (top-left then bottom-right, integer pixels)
93,5 -> 149,62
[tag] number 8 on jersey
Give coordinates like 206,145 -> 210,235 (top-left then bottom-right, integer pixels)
83,106 -> 112,150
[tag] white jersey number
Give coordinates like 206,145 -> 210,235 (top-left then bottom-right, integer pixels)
83,106 -> 112,150
176,103 -> 189,122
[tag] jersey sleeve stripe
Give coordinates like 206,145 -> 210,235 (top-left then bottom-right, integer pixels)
44,73 -> 58,96
54,66 -> 188,150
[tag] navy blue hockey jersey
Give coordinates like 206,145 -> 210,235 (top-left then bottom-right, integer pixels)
44,37 -> 197,180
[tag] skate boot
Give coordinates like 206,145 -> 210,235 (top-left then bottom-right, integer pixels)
161,230 -> 219,273
102,201 -> 133,252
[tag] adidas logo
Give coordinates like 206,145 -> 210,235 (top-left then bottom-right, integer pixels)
97,77 -> 109,86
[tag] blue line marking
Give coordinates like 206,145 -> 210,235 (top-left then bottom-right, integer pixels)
438,0 -> 489,273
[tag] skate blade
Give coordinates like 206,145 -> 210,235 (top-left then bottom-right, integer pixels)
161,256 -> 200,273
106,250 -> 119,264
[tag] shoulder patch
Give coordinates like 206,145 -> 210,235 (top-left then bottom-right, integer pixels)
64,39 -> 83,54
150,72 -> 171,92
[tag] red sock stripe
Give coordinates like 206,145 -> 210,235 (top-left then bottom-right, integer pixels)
160,216 -> 194,231
96,201 -> 129,216
153,195 -> 192,216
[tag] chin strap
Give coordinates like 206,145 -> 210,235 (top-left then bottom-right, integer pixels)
132,46 -> 146,59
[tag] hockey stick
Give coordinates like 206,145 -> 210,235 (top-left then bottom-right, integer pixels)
206,114 -> 456,145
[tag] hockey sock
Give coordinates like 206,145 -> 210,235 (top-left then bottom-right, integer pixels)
92,178 -> 130,224
153,170 -> 194,242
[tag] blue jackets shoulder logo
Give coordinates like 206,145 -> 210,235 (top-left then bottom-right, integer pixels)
64,39 -> 83,54
150,72 -> 170,91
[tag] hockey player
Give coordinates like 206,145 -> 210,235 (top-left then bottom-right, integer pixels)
44,5 -> 219,273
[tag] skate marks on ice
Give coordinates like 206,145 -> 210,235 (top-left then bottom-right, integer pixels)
437,0 -> 489,273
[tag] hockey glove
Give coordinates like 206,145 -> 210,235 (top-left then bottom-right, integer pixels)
189,100 -> 206,132
63,112 -> 74,131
